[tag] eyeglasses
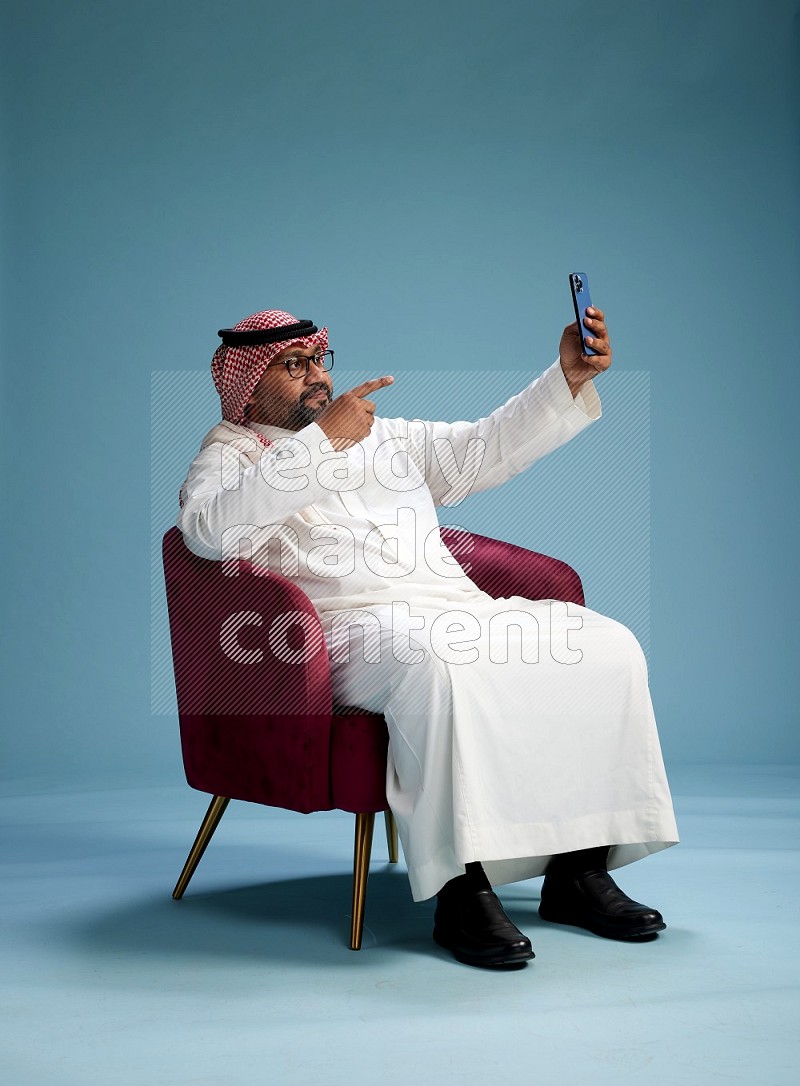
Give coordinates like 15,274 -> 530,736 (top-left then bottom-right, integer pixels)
270,350 -> 335,379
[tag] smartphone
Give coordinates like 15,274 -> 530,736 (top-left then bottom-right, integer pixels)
569,272 -> 597,356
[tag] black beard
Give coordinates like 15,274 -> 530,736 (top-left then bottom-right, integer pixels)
285,385 -> 331,430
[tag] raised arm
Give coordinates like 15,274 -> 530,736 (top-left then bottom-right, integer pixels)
386,357 -> 601,508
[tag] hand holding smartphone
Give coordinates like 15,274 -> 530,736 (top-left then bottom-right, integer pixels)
569,272 -> 597,357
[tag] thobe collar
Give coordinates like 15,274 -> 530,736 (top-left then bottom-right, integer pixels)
247,420 -> 299,441
247,419 -> 338,452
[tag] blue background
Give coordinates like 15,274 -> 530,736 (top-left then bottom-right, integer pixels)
2,0 -> 798,783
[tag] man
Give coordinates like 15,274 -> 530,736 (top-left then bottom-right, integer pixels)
178,307 -> 679,969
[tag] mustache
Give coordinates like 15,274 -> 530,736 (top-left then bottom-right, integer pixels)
301,383 -> 332,403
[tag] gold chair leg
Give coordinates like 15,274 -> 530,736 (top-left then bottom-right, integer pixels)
384,809 -> 399,864
172,795 -> 230,900
350,812 -> 375,951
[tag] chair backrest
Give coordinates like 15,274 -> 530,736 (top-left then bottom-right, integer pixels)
440,528 -> 585,606
163,526 -> 584,718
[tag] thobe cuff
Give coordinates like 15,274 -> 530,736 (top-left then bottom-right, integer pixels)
548,358 -> 602,420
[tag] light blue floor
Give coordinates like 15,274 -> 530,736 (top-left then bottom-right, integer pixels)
2,765 -> 798,1085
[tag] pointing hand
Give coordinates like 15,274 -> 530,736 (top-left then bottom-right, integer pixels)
317,375 -> 395,450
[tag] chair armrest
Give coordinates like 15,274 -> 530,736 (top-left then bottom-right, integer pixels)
163,527 -> 333,811
440,527 -> 585,606
164,529 -> 332,718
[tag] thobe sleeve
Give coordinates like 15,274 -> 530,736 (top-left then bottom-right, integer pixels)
382,359 -> 601,508
177,422 -> 338,559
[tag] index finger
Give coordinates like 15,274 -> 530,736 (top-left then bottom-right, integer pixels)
350,375 -> 394,398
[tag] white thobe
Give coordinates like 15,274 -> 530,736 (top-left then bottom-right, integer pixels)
178,359 -> 679,900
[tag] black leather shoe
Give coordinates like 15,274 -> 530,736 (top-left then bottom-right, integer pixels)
538,870 -> 666,940
433,888 -> 535,968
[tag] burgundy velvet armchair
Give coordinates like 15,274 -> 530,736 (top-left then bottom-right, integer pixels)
162,524 -> 585,950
